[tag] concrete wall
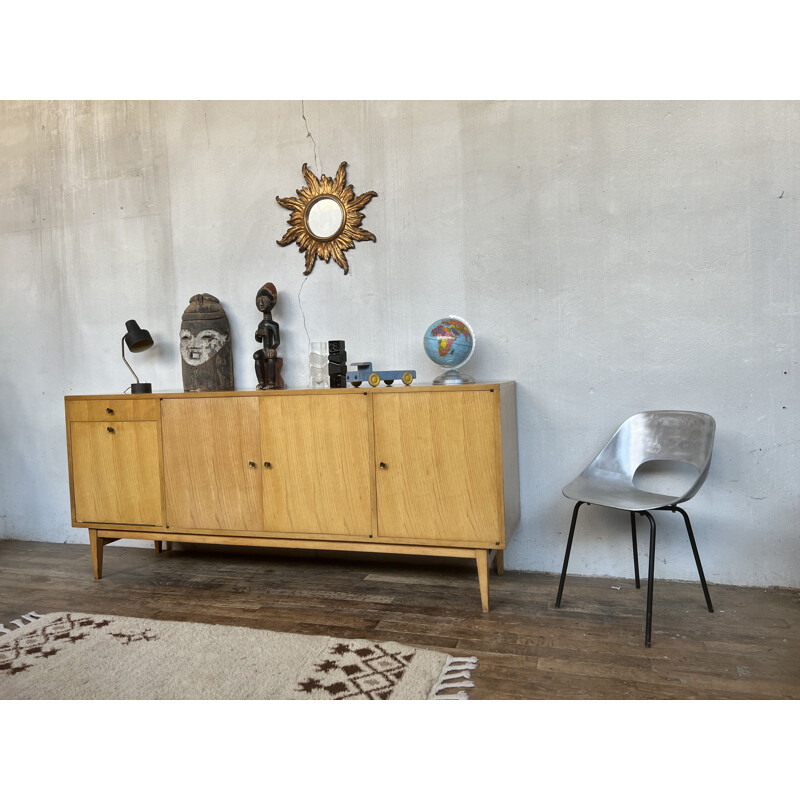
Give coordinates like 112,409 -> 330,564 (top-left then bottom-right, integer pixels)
1,99 -> 797,588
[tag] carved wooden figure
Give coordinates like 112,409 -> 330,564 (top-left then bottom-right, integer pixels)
180,294 -> 234,392
254,282 -> 285,390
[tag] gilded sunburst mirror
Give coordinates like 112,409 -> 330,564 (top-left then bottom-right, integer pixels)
276,162 -> 377,275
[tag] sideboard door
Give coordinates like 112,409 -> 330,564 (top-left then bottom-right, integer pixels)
69,421 -> 164,526
373,389 -> 504,545
161,397 -> 264,531
259,393 -> 375,537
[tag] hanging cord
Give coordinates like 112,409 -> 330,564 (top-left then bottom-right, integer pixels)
298,101 -> 319,376
298,274 -> 311,360
301,100 -> 321,175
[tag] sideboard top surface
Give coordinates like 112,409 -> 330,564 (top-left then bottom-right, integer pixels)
65,381 -> 515,401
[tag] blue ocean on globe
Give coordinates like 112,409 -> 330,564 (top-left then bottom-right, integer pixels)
423,317 -> 474,368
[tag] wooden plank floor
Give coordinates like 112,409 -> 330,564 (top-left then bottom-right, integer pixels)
1,539 -> 798,699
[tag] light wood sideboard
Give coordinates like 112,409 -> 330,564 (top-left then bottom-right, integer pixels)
64,382 -> 520,611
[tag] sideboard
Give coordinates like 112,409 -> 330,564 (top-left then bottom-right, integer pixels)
64,382 -> 520,611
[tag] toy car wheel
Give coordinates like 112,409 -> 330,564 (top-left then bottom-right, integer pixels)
368,372 -> 381,387
384,379 -> 394,386
350,381 -> 362,387
402,371 -> 414,385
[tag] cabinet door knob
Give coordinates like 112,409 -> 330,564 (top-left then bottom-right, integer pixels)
379,461 -> 387,469
264,461 -> 272,469
107,426 -> 115,433
248,461 -> 256,468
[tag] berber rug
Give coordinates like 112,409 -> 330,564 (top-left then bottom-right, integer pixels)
0,611 -> 477,700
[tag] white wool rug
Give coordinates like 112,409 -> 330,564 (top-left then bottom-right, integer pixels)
0,611 -> 477,700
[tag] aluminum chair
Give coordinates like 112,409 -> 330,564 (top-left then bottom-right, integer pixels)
555,410 -> 715,646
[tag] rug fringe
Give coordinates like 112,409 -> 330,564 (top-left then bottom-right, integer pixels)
429,655 -> 478,700
0,611 -> 42,635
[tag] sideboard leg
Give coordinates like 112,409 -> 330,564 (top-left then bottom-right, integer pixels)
89,529 -> 104,580
476,549 -> 490,612
154,541 -> 163,554
495,550 -> 504,576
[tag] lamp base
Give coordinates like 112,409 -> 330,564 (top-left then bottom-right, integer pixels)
130,382 -> 152,394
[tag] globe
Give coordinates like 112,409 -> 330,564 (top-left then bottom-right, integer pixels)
423,316 -> 476,384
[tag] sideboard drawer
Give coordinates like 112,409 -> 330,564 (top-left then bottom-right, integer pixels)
66,398 -> 160,422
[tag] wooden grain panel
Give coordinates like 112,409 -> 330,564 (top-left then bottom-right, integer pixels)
87,528 -> 477,558
374,390 -> 503,544
259,393 -> 374,536
161,397 -> 263,531
499,381 -> 521,537
69,421 -> 163,525
66,398 -> 160,421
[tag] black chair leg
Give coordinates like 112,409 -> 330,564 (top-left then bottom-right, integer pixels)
640,511 -> 657,647
630,511 -> 641,589
672,506 -> 714,613
555,501 -> 584,607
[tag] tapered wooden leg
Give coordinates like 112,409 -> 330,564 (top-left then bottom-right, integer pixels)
495,550 -> 504,576
154,541 -> 163,554
476,549 -> 489,612
89,529 -> 104,580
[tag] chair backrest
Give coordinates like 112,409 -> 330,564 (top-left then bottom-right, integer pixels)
583,411 -> 716,503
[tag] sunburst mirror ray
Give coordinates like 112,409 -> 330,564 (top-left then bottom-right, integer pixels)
276,162 -> 377,275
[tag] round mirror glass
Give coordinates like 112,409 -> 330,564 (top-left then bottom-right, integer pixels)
306,197 -> 345,240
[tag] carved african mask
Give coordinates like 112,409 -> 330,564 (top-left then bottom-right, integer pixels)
180,294 -> 234,392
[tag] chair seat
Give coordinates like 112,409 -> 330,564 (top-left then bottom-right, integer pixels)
562,475 -> 680,511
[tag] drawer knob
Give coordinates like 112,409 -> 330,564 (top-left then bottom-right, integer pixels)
107,426 -> 115,433
106,408 -> 114,415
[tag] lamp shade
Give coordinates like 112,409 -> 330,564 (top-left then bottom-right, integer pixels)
122,319 -> 154,393
124,320 -> 154,353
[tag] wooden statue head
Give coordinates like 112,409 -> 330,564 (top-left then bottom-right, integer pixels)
255,282 -> 278,315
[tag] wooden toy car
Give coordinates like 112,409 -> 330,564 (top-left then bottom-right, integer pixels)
346,362 -> 416,387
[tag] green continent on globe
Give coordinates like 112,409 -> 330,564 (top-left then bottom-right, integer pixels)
431,320 -> 471,356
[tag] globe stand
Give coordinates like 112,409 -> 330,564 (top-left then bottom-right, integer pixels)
433,368 -> 475,385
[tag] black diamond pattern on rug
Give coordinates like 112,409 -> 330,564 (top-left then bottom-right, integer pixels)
296,641 -> 416,700
0,613 -> 152,676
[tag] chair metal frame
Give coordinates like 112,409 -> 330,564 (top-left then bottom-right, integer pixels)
555,410 -> 716,647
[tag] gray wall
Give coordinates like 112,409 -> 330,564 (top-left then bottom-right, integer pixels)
1,100 -> 797,588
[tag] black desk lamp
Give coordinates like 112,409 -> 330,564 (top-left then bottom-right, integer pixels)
122,319 -> 154,393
